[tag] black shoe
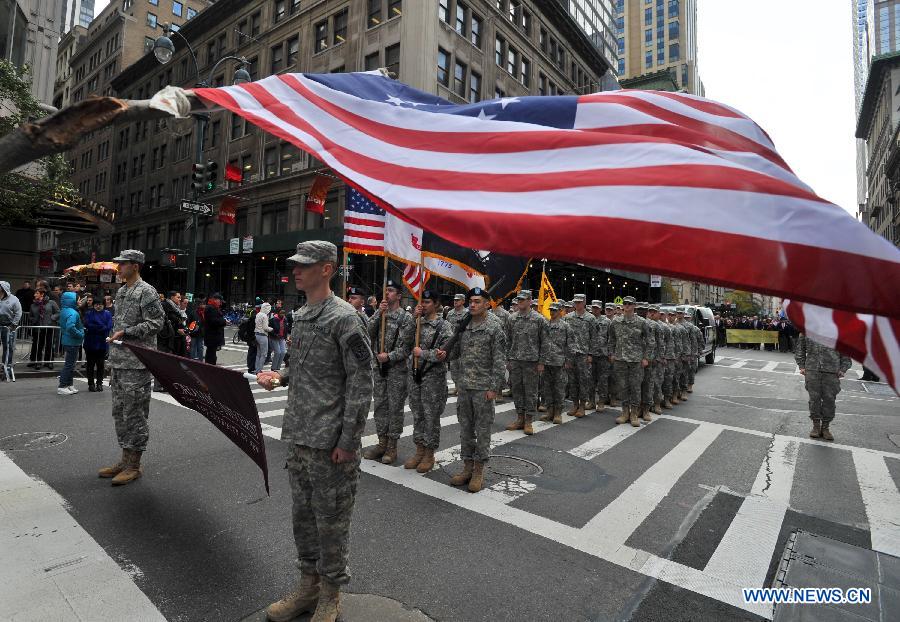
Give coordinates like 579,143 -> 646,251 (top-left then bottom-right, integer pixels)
97,384 -> 104,392
44,364 -> 54,369
88,383 -> 96,392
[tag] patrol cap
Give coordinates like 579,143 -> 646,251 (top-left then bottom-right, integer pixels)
531,299 -> 538,307
347,286 -> 366,297
467,286 -> 487,299
573,293 -> 586,303
112,249 -> 145,264
615,303 -> 623,309
453,293 -> 465,301
421,289 -> 438,301
605,302 -> 615,310
517,289 -> 533,300
675,305 -> 685,314
649,304 -> 660,312
385,279 -> 401,291
565,301 -> 574,308
287,240 -> 337,265
549,301 -> 562,311
591,300 -> 602,308
636,301 -> 648,310
623,296 -> 636,305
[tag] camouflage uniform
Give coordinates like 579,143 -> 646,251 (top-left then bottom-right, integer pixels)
660,317 -> 677,403
545,314 -> 574,410
650,314 -> 667,407
368,306 -> 413,440
608,314 -> 653,410
444,304 -> 467,390
279,293 -> 373,587
109,278 -> 164,451
795,334 -> 851,424
565,309 -> 596,406
671,319 -> 689,393
507,308 -> 549,415
591,313 -> 611,405
402,315 -> 453,449
685,319 -> 703,386
638,309 -> 658,411
449,314 -> 507,463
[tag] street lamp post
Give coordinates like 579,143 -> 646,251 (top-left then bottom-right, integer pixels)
153,24 -> 251,300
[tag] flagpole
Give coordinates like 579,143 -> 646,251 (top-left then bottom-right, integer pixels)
341,248 -> 349,300
413,251 -> 424,371
380,254 -> 389,356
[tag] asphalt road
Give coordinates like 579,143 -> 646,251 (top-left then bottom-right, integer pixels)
1,337 -> 898,622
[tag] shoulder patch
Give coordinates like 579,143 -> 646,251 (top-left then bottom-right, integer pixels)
347,332 -> 371,363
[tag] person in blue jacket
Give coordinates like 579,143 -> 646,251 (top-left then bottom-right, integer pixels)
57,291 -> 85,395
83,296 -> 113,392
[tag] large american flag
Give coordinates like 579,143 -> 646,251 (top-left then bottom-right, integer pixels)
195,72 -> 900,392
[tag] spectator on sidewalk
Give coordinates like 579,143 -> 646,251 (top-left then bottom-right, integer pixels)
202,294 -> 226,366
253,302 -> 273,372
187,293 -> 206,360
15,281 -> 34,316
28,289 -> 59,369
84,297 -> 113,392
57,291 -> 85,395
158,291 -> 187,357
268,307 -> 290,372
0,281 -> 22,382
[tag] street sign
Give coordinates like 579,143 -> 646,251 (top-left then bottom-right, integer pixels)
242,236 -> 254,254
229,238 -> 240,255
614,296 -> 623,305
650,275 -> 662,288
179,200 -> 213,217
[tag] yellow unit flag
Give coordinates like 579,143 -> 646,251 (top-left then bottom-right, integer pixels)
537,271 -> 557,319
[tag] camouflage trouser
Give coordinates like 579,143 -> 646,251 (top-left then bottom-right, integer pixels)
687,357 -> 698,385
614,360 -> 643,408
570,354 -> 593,404
544,365 -> 567,409
609,362 -> 620,401
653,360 -> 666,404
288,444 -> 359,586
509,360 -> 539,414
407,369 -> 448,449
449,360 -> 461,390
805,370 -> 841,422
373,364 -> 408,439
110,368 -> 152,451
592,355 -> 611,403
663,358 -> 676,399
456,387 -> 495,463
677,358 -> 689,391
640,362 -> 654,407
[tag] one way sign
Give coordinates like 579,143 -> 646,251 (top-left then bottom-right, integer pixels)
180,200 -> 213,217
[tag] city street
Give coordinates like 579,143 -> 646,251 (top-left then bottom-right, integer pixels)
2,339 -> 898,622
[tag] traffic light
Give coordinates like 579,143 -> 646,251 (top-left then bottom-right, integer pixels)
191,162 -> 206,194
204,161 -> 218,193
160,251 -> 177,267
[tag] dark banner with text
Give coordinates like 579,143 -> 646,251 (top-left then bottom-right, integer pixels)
122,343 -> 270,494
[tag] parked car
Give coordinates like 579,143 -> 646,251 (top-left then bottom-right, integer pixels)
685,306 -> 718,364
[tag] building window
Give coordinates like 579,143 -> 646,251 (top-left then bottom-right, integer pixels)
251,11 -> 261,37
333,8 -> 348,44
314,20 -> 328,52
187,7 -> 197,19
669,42 -> 679,61
469,69 -> 481,103
520,56 -> 530,87
668,20 -> 679,39
368,0 -> 382,28
273,0 -> 286,23
645,7 -> 651,25
470,12 -> 482,47
644,29 -> 652,44
264,147 -> 279,179
287,36 -> 299,66
271,43 -> 284,73
437,48 -> 450,86
506,46 -> 517,77
385,42 -> 400,76
231,113 -> 243,139
173,2 -> 183,17
538,72 -> 547,95
439,0 -> 450,24
455,2 -> 467,35
387,0 -> 401,18
453,60 -> 467,98
668,0 -> 679,18
281,143 -> 304,174
645,51 -> 652,69
495,35 -> 504,67
261,202 -> 289,235
147,12 -> 157,28
248,56 -> 259,80
494,86 -> 506,99
365,51 -> 380,71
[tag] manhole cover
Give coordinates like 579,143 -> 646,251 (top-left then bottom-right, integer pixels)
862,382 -> 897,396
488,455 -> 542,477
0,432 -> 68,451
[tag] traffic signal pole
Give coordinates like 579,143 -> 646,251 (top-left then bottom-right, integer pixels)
186,113 -> 208,299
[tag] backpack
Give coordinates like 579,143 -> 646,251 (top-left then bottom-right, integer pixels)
238,317 -> 255,344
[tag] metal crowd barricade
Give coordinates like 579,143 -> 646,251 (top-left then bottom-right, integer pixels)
12,324 -> 64,371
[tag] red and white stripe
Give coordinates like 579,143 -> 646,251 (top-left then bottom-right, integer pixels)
342,208 -> 385,254
402,263 -> 428,299
194,74 -> 900,392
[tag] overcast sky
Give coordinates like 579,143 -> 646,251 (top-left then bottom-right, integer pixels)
95,0 -> 857,214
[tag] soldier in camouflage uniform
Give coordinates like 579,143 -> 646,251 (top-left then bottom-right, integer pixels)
258,241 -> 373,622
660,308 -> 679,407
444,293 -> 467,396
590,300 -> 610,413
673,307 -> 692,401
684,309 -> 704,393
347,286 -> 369,329
565,293 -> 596,417
443,287 -> 507,493
540,301 -> 574,425
98,250 -> 164,487
506,290 -> 549,435
402,290 -> 453,473
649,305 -> 670,413
635,302 -> 659,422
795,333 -> 851,441
608,296 -> 653,427
365,280 -> 413,465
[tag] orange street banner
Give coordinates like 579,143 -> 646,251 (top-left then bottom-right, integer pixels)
305,174 -> 332,215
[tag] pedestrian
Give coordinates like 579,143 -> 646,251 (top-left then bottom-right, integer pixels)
103,293 -> 115,315
564,293 -> 595,417
187,293 -> 205,360
98,250 -> 164,486
0,281 -> 22,381
539,301 -> 573,425
15,280 -> 34,316
257,241 -> 372,622
202,294 -> 226,366
28,288 -> 59,369
56,290 -> 85,395
158,291 -> 187,357
268,307 -> 289,372
83,297 -> 113,391
253,302 -> 273,373
441,287 -> 507,493
608,296 -> 652,427
364,280 -> 413,465
401,290 -> 452,473
795,333 -> 852,441
444,293 -> 467,396
506,289 -> 549,434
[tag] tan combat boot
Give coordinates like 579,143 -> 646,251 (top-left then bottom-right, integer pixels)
566,401 -> 578,416
679,391 -> 689,402
584,399 -> 595,410
687,384 -> 694,393
629,407 -> 640,427
468,461 -> 485,493
662,398 -> 673,409
615,406 -> 629,425
670,394 -> 680,405
265,573 -> 320,622
593,401 -> 606,414
380,438 -> 397,465
310,581 -> 341,622
573,401 -> 586,418
404,444 -> 425,470
506,413 -> 525,431
642,406 -> 652,423
449,460 -> 474,486
539,407 -> 554,422
809,419 -> 822,438
611,398 -> 621,408
523,415 -> 534,435
111,450 -> 143,486
537,403 -> 547,412
362,435 -> 387,461
98,449 -> 126,478
820,422 -> 834,441
652,402 -> 662,415
416,448 -> 435,473
552,407 -> 562,425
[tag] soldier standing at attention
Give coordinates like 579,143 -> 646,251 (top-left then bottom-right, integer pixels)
258,241 -> 373,622
402,290 -> 453,473
506,290 -> 549,435
608,296 -> 653,427
648,305 -> 668,414
684,309 -> 704,393
347,287 -> 368,328
590,300 -> 610,413
661,308 -> 679,408
604,302 -> 620,406
99,250 -> 164,486
444,293 -> 467,396
540,302 -> 574,425
365,280 -> 412,465
635,302 -> 658,423
565,293 -> 596,417
673,307 -> 692,402
441,287 -> 507,493
795,334 -> 851,441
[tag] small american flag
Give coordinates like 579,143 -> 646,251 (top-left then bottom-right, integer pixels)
402,263 -> 429,300
343,187 -> 385,253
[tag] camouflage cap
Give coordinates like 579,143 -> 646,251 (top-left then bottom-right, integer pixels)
636,301 -> 648,309
649,304 -> 660,311
453,293 -> 466,301
591,300 -> 602,308
549,301 -> 562,311
605,302 -> 616,309
565,301 -> 574,308
675,305 -> 685,314
573,293 -> 586,302
615,304 -> 623,309
531,299 -> 539,307
623,296 -> 636,305
287,240 -> 337,265
112,249 -> 145,264
517,289 -> 533,300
